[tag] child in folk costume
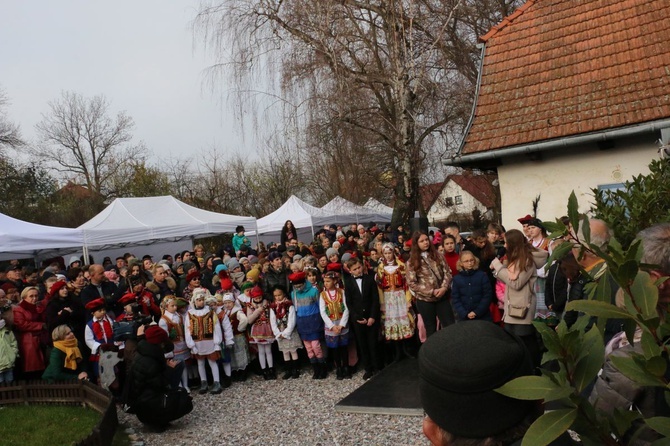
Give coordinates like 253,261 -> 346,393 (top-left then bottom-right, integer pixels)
246,285 -> 276,379
269,285 -> 302,380
158,296 -> 191,392
84,298 -> 121,383
290,271 -> 327,379
376,243 -> 415,362
319,271 -> 351,380
207,293 -> 235,387
238,282 -> 254,308
221,293 -> 250,381
184,287 -> 224,394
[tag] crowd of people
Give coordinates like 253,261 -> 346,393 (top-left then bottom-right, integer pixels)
0,218 -> 668,441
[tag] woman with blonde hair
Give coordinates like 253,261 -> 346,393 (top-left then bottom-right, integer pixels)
42,325 -> 88,382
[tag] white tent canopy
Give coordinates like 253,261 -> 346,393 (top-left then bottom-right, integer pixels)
79,196 -> 257,250
364,197 -> 394,214
0,212 -> 85,261
321,196 -> 392,225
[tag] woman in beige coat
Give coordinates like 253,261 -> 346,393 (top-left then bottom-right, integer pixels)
491,229 -> 548,368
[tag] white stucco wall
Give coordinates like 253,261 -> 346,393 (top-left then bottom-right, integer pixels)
498,135 -> 658,231
428,179 -> 486,224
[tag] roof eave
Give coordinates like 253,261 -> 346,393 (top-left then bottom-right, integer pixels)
444,118 -> 670,167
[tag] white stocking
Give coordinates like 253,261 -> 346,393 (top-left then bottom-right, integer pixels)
223,362 -> 231,377
263,344 -> 274,368
197,359 -> 207,381
208,359 -> 220,382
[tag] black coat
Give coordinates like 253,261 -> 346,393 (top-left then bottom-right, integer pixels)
545,262 -> 569,313
80,281 -> 119,317
343,273 -> 380,322
45,297 -> 86,342
262,266 -> 289,299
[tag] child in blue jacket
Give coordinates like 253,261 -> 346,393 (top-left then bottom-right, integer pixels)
451,251 -> 492,321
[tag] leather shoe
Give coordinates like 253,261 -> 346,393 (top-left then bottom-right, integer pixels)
363,370 -> 374,380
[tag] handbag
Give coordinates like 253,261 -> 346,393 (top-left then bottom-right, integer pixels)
507,304 -> 529,319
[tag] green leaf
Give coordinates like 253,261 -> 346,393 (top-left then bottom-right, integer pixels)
495,376 -> 571,401
544,242 -> 573,272
623,318 -> 638,345
617,260 -> 639,286
646,356 -> 668,378
567,191 -> 580,232
611,408 -> 642,437
646,417 -> 670,437
580,214 -> 591,244
534,321 -> 561,353
521,409 -> 577,446
593,272 -> 613,304
572,327 -> 605,392
566,300 -> 633,320
625,239 -> 643,263
641,330 -> 662,359
629,271 -> 659,320
610,355 -> 666,387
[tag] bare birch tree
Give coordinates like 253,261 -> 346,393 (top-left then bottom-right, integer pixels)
195,0 -> 519,224
0,87 -> 22,151
34,91 -> 146,198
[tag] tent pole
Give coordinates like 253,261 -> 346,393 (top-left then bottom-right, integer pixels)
253,220 -> 260,249
82,245 -> 90,266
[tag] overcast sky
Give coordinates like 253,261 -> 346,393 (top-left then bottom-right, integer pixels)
0,1 -> 259,165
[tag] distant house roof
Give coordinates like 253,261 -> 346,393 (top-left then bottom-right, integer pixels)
54,181 -> 101,200
448,173 -> 497,209
454,0 -> 670,160
420,182 -> 445,212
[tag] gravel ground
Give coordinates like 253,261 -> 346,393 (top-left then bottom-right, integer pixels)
118,366 -> 427,446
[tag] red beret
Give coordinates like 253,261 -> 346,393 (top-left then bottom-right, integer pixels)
144,325 -> 169,345
326,263 -> 342,272
48,280 -> 68,298
0,283 -> 16,293
250,286 -> 263,299
220,278 -> 233,291
118,293 -> 137,306
186,271 -> 201,282
85,297 -> 106,311
288,271 -> 306,284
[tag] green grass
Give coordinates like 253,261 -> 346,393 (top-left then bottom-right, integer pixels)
0,404 -> 101,446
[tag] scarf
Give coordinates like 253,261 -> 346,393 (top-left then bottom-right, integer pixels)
53,337 -> 82,370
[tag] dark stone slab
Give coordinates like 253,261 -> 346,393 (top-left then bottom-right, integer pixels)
335,357 -> 422,416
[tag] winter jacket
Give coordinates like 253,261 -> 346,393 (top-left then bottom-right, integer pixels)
42,344 -> 85,382
145,277 -> 176,304
44,297 -> 86,342
451,269 -> 492,321
492,250 -> 548,326
589,331 -> 669,445
232,234 -> 251,254
262,266 -> 289,300
0,327 -> 18,371
13,300 -> 47,372
406,255 -> 452,303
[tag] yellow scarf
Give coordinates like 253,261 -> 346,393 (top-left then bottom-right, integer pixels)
53,337 -> 83,370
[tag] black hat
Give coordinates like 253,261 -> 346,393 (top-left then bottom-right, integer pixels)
527,218 -> 544,230
419,321 -> 535,438
5,264 -> 20,273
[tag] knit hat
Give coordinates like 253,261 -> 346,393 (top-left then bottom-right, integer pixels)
186,271 -> 201,283
190,287 -> 211,306
248,255 -> 259,265
220,278 -> 234,291
326,248 -> 339,258
293,254 -> 303,261
222,293 -> 235,303
172,262 -> 184,274
246,268 -> 260,282
182,261 -> 196,272
240,281 -> 254,292
326,262 -> 342,272
214,264 -> 228,275
419,321 -> 535,438
249,286 -> 263,299
341,253 -> 352,263
68,256 -> 81,267
0,283 -> 16,293
175,297 -> 189,309
144,325 -> 169,345
226,258 -> 241,271
268,251 -> 282,262
288,271 -> 306,284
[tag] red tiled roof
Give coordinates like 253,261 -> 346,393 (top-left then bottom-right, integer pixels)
420,182 -> 445,212
462,0 -> 670,155
449,173 -> 497,208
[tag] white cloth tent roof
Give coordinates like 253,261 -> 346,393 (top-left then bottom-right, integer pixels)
0,212 -> 85,260
321,196 -> 392,224
79,196 -> 257,249
255,195 -> 392,241
255,195 -> 332,236
364,197 -> 394,214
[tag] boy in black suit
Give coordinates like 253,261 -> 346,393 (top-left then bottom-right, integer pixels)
344,257 -> 381,379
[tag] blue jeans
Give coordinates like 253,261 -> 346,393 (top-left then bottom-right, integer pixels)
0,368 -> 14,383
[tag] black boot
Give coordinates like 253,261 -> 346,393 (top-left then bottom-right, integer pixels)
292,362 -> 301,379
239,368 -> 247,382
269,367 -> 277,380
222,374 -> 232,388
311,362 -> 320,379
318,362 -> 328,379
282,361 -> 293,380
336,366 -> 344,380
263,368 -> 270,381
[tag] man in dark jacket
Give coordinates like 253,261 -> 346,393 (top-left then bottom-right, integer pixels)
79,264 -> 119,319
262,251 -> 289,300
343,256 -> 381,379
128,326 -> 192,431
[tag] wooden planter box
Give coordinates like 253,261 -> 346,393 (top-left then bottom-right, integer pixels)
0,380 -> 118,446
